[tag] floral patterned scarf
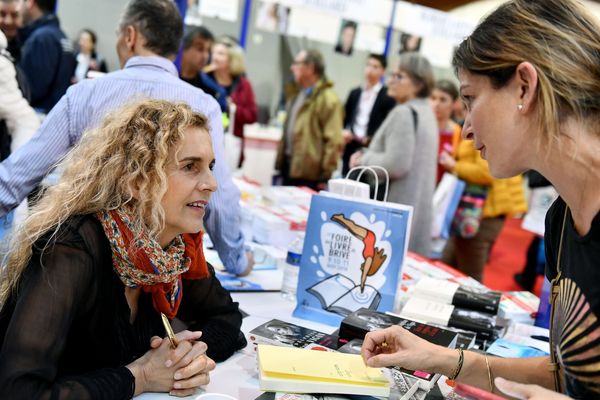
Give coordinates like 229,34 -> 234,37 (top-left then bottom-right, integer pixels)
96,206 -> 209,318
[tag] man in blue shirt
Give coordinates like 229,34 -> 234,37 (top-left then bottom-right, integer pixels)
18,0 -> 75,113
0,0 -> 252,275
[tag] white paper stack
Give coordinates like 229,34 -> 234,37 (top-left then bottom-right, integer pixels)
261,185 -> 314,209
250,207 -> 296,248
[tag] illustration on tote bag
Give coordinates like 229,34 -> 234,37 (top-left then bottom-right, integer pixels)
293,176 -> 412,326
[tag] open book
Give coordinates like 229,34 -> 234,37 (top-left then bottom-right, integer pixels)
307,274 -> 381,317
257,344 -> 390,397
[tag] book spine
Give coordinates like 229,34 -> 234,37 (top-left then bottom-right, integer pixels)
448,309 -> 496,340
453,289 -> 501,314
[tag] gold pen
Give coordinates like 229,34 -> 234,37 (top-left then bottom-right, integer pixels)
160,312 -> 178,349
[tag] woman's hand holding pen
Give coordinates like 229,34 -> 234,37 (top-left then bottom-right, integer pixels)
361,325 -> 454,376
127,330 -> 216,396
152,330 -> 216,397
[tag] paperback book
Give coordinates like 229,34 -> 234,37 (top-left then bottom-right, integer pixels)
410,277 -> 502,315
257,344 -> 390,397
248,319 -> 339,351
399,297 -> 498,341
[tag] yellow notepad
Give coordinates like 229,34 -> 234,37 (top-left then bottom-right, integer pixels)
257,344 -> 390,396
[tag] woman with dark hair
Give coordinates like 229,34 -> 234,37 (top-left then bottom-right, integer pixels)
350,52 -> 438,257
73,28 -> 108,82
431,79 -> 461,184
362,1 -> 600,398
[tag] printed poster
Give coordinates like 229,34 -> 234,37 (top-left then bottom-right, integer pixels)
293,192 -> 412,326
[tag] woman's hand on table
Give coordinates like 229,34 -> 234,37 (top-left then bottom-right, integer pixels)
361,325 -> 449,373
127,330 -> 215,396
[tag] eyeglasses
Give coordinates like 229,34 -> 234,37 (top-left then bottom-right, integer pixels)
390,72 -> 407,80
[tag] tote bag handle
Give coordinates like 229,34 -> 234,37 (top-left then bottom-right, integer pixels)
345,166 -> 390,202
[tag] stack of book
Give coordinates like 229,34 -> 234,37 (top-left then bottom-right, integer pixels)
249,319 -> 423,399
398,278 -> 503,342
409,278 -> 502,314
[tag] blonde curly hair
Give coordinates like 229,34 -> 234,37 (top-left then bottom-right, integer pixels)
1,99 -> 209,304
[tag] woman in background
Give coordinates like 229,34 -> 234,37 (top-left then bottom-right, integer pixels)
0,99 -> 245,399
73,28 -> 107,83
439,94 -> 526,282
350,52 -> 438,257
362,1 -> 600,398
430,79 -> 462,184
207,37 -> 257,166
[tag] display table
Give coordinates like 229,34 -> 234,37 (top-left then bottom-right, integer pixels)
135,292 -> 335,400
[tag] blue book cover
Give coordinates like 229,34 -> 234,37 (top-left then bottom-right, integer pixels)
293,192 -> 412,326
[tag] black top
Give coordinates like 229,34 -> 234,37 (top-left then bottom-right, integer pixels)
182,74 -> 219,101
545,198 -> 600,398
341,85 -> 396,176
0,215 -> 246,400
343,85 -> 396,139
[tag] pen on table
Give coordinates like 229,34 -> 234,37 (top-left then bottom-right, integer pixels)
161,312 -> 178,349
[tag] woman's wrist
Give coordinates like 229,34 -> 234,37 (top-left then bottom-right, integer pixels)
126,361 -> 146,396
429,346 -> 461,377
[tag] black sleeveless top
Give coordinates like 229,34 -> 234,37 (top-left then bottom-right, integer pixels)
545,198 -> 600,398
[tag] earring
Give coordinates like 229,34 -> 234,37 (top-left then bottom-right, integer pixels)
517,104 -> 523,111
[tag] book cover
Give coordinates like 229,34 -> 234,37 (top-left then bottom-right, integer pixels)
248,319 -> 339,351
339,308 -> 458,349
294,192 -> 412,326
486,338 -> 548,358
257,344 -> 390,397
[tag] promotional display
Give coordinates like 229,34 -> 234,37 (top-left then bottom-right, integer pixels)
293,191 -> 412,326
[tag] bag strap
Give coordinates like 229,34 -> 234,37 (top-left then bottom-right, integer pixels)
409,105 -> 418,133
548,204 -> 569,393
346,166 -> 390,202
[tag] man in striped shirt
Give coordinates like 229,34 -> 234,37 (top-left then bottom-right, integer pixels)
0,0 -> 252,275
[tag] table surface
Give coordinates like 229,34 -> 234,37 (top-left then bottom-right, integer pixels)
135,292 -> 336,400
